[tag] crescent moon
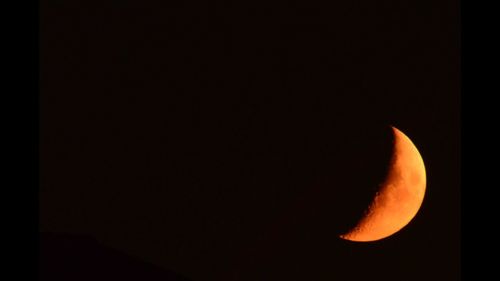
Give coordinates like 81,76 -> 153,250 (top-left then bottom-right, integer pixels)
340,126 -> 426,242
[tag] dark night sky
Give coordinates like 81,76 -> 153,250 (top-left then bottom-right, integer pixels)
40,0 -> 460,280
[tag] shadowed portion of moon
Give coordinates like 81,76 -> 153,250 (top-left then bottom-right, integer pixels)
221,124 -> 397,280
340,126 -> 426,242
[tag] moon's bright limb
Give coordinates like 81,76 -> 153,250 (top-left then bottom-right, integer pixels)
340,126 -> 426,242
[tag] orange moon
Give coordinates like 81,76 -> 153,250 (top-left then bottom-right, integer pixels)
340,126 -> 426,242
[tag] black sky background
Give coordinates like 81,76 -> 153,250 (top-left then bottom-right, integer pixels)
40,0 -> 460,280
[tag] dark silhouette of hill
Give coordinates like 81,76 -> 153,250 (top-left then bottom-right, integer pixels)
39,232 -> 192,281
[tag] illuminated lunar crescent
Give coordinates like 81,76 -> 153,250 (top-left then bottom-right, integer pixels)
340,126 -> 426,242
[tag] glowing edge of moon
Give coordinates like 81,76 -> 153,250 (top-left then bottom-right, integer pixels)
339,126 -> 426,242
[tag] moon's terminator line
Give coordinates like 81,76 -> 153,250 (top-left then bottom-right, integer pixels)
340,126 -> 426,242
